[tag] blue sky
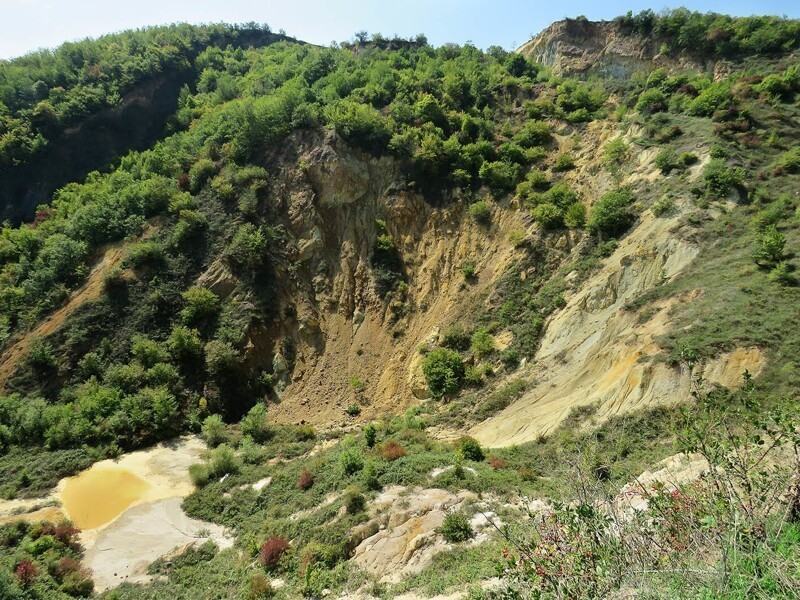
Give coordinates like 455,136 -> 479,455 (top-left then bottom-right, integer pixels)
1,0 -> 799,60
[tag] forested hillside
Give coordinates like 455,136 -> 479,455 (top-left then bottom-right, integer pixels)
1,9 -> 800,599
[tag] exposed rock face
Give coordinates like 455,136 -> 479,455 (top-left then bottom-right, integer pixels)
516,18 -> 712,77
256,131 -> 527,425
352,486 -> 498,583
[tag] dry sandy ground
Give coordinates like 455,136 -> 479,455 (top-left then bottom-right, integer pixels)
84,497 -> 232,591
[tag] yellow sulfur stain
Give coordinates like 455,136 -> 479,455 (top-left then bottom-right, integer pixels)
61,466 -> 151,530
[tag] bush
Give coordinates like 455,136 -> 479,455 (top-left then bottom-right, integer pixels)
441,324 -> 470,351
188,463 -> 211,487
364,423 -> 377,448
654,149 -> 680,174
456,436 -> 484,461
226,223 -> 269,271
201,414 -> 228,447
652,197 -> 675,217
246,573 -> 275,599
204,340 -> 241,378
470,329 -> 494,359
422,348 -> 465,398
240,404 -> 272,443
564,202 -> 586,228
461,262 -> 476,280
532,203 -> 563,229
769,261 -> 795,285
467,200 -> 491,225
344,487 -> 367,514
126,241 -> 166,270
379,439 -> 407,461
635,88 -> 667,114
603,138 -> 629,173
181,287 -> 220,325
437,511 -> 474,543
130,335 -> 168,368
188,158 -> 217,193
479,161 -> 520,193
553,153 -> 575,172
514,121 -> 551,147
340,447 -> 364,476
752,225 -> 786,267
208,443 -> 240,478
167,326 -> 204,362
587,189 -> 634,237
259,536 -> 290,571
702,159 -> 744,198
297,469 -> 314,490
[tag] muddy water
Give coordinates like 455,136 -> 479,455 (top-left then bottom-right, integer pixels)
60,466 -> 152,529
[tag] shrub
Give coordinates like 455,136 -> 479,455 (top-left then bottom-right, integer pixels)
259,536 -> 290,571
422,348 -> 465,398
345,404 -> 361,417
709,144 -> 727,159
348,375 -> 366,393
654,149 -> 680,174
777,147 -> 800,173
130,335 -> 168,368
204,340 -> 241,378
489,456 -> 508,469
297,469 -> 315,490
27,338 -> 57,370
652,197 -> 675,217
379,439 -> 407,461
181,287 -> 219,325
201,414 -> 228,447
564,202 -> 586,228
188,158 -> 217,193
479,161 -> 520,193
167,326 -> 204,362
437,511 -> 474,543
240,404 -> 272,443
364,423 -> 377,448
553,153 -> 575,172
587,189 -> 634,237
456,436 -> 484,461
461,262 -> 477,280
127,241 -> 166,270
246,573 -> 275,599
702,159 -> 744,198
344,487 -> 367,514
470,329 -> 494,359
441,324 -> 470,351
189,463 -> 211,487
15,560 -> 38,588
340,448 -> 364,475
752,225 -> 786,267
226,223 -> 269,271
769,261 -> 795,285
603,138 -> 629,173
532,203 -> 563,229
208,443 -> 240,477
514,121 -> 551,148
635,88 -> 667,113
464,365 -> 485,386
467,200 -> 491,225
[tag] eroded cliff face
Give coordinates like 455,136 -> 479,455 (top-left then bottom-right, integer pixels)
200,131 -> 528,425
517,18 -> 713,78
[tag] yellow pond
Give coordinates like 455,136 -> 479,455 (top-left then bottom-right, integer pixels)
60,466 -> 152,529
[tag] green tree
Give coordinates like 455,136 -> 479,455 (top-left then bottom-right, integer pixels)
422,348 -> 465,398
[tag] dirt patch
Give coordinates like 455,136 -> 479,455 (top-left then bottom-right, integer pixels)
84,497 -> 232,591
